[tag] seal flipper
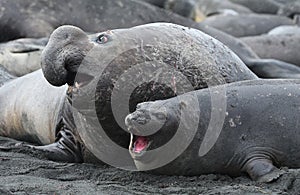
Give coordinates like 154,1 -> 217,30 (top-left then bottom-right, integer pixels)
243,159 -> 284,182
28,117 -> 84,163
30,129 -> 83,163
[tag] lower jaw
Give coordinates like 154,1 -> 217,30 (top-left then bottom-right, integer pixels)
129,134 -> 150,159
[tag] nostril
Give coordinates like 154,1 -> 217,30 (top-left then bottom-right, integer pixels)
125,115 -> 134,126
136,117 -> 147,125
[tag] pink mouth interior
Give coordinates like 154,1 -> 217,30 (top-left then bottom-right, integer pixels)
133,136 -> 148,153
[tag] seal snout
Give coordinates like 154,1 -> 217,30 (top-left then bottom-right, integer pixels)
41,25 -> 93,86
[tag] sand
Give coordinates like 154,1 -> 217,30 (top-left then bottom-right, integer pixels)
0,136 -> 299,194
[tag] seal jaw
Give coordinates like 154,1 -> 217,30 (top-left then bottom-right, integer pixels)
129,134 -> 152,158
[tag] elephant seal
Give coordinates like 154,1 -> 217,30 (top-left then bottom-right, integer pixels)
229,0 -> 281,14
197,23 -> 300,79
201,14 -> 294,37
0,65 -> 15,86
268,25 -> 300,35
0,0 -> 219,42
241,34 -> 300,66
0,38 -> 47,76
32,23 -> 257,163
277,1 -> 300,18
125,79 -> 300,182
193,0 -> 252,17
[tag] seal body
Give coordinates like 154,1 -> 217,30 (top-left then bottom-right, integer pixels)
241,34 -> 300,66
0,70 -> 86,162
0,38 -> 47,76
201,14 -> 294,37
268,25 -> 300,35
126,79 -> 300,182
0,0 -> 212,42
229,0 -> 281,14
0,70 -> 67,144
41,23 -> 257,157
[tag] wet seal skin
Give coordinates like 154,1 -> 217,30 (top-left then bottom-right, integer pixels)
126,79 -> 300,182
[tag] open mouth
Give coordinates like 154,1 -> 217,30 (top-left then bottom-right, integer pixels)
67,72 -> 94,87
129,134 -> 152,157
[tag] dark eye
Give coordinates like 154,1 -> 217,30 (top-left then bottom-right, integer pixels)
96,34 -> 109,44
154,112 -> 166,120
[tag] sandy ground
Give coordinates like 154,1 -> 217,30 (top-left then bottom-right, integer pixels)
0,136 -> 299,195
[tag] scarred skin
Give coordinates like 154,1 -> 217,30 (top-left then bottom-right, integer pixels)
125,79 -> 300,182
0,23 -> 258,163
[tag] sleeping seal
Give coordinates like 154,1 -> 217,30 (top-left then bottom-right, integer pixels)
0,38 -> 47,76
241,33 -> 300,66
201,14 -> 294,37
125,79 -> 300,182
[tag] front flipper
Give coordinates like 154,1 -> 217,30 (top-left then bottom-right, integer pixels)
29,129 -> 83,163
243,159 -> 284,183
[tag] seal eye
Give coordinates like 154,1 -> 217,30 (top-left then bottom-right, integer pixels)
154,112 -> 166,120
96,34 -> 109,44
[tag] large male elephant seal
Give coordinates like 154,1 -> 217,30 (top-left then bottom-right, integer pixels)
125,79 -> 300,182
0,23 -> 258,163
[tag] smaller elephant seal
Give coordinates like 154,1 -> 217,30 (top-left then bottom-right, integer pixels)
193,0 -> 252,17
229,0 -> 282,14
277,1 -> 300,18
0,38 -> 47,76
268,25 -> 300,35
241,33 -> 300,66
197,23 -> 300,79
201,13 -> 294,37
125,79 -> 300,182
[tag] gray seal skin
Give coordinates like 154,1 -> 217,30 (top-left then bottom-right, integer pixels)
0,38 -> 47,76
193,0 -> 252,17
0,0 -> 296,79
0,69 -> 85,163
197,23 -> 300,79
0,0 -> 224,42
201,14 -> 294,37
241,34 -> 300,67
229,0 -> 282,14
268,25 -> 300,35
41,23 -> 258,158
277,1 -> 300,18
125,79 -> 300,182
0,65 -> 15,87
